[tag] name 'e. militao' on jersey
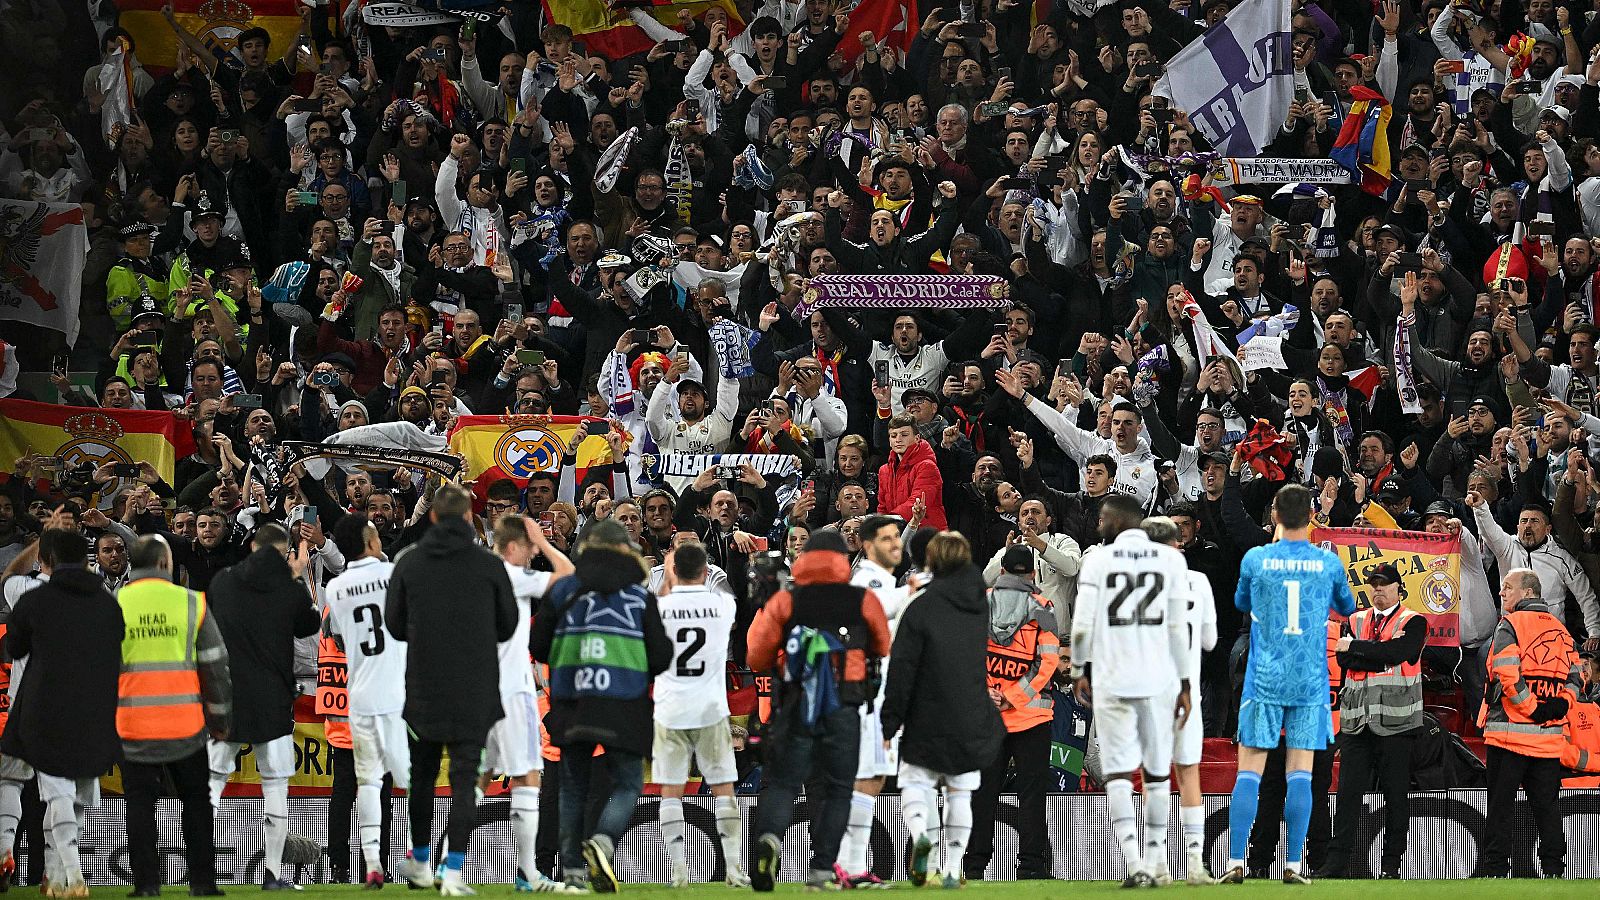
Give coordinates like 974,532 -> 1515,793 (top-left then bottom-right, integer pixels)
1235,539 -> 1358,707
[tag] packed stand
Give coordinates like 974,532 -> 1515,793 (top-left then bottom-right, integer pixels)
3,0 -> 1600,891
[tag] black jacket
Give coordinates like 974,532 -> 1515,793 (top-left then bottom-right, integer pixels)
529,546 -> 672,756
387,516 -> 518,742
879,564 -> 1004,776
1,567 -> 124,777
208,549 -> 320,743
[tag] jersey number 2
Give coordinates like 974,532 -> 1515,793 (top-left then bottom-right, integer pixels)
353,603 -> 386,657
675,627 -> 707,677
1107,572 -> 1165,626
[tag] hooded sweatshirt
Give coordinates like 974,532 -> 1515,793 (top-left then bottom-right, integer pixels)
878,438 -> 948,529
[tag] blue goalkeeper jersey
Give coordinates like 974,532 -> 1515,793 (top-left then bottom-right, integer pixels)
1235,539 -> 1357,706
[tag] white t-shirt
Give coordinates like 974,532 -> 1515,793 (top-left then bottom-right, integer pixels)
1071,530 -> 1191,699
324,557 -> 406,716
654,583 -> 737,729
501,562 -> 552,699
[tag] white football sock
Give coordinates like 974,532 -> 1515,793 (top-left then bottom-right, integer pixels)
0,778 -> 22,858
511,786 -> 540,881
1106,779 -> 1143,875
941,788 -> 974,880
900,781 -> 934,845
358,782 -> 384,873
715,795 -> 743,873
1143,780 -> 1171,874
262,776 -> 289,882
1181,804 -> 1206,858
843,791 -> 875,873
43,795 -> 81,884
660,797 -> 687,871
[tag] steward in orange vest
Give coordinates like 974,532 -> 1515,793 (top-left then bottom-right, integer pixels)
115,535 -> 230,896
1561,655 -> 1600,789
1317,563 -> 1427,880
1472,569 -> 1583,879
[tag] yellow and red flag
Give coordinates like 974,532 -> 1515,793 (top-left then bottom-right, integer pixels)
542,0 -> 742,60
0,399 -> 197,486
1317,527 -> 1462,647
120,0 -> 305,70
448,414 -> 619,487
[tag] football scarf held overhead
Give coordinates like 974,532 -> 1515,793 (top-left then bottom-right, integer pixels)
793,274 -> 1009,320
1394,312 -> 1423,415
1330,86 -> 1392,197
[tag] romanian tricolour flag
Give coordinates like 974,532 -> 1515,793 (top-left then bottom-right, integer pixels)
541,0 -> 742,60
1330,85 -> 1392,197
0,399 -> 197,486
121,0 -> 305,70
448,414 -> 617,487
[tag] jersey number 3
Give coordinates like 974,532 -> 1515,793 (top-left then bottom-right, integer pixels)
1107,571 -> 1166,627
353,603 -> 386,657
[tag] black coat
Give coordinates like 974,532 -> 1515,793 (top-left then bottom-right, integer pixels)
530,546 -> 672,756
879,564 -> 1003,776
386,516 -> 518,742
0,567 -> 124,777
207,549 -> 320,744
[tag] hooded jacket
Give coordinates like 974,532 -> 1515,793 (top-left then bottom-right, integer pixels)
529,546 -> 672,755
207,549 -> 320,743
878,438 -> 948,529
879,563 -> 1003,775
747,548 -> 891,701
1,567 -> 125,777
386,516 -> 518,742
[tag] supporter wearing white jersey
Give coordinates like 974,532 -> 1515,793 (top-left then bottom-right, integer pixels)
1142,516 -> 1218,885
1071,497 -> 1192,887
652,541 -> 750,888
646,351 -> 739,495
488,514 -> 574,893
996,368 -> 1159,504
324,516 -> 408,888
836,515 -> 911,887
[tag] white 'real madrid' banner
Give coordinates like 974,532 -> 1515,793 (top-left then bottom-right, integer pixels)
0,200 -> 88,346
1153,0 -> 1294,158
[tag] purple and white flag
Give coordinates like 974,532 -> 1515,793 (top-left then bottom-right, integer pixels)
1153,0 -> 1294,158
794,274 -> 1010,320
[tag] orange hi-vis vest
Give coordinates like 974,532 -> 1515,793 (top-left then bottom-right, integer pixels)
315,609 -> 351,749
1327,619 -> 1344,733
1561,695 -> 1600,788
1339,606 -> 1424,735
116,577 -> 206,742
1479,606 -> 1579,758
985,589 -> 1059,733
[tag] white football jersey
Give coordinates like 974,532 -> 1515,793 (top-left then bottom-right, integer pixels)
325,557 -> 405,716
1182,570 -> 1217,685
502,563 -> 552,699
1071,529 -> 1191,699
654,583 -> 737,729
851,559 -> 909,636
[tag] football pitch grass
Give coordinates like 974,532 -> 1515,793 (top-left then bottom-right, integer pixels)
258,880 -> 1595,897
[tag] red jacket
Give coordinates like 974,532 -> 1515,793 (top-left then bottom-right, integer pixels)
878,438 -> 947,529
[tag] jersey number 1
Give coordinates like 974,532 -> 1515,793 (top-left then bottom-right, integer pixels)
1282,580 -> 1303,636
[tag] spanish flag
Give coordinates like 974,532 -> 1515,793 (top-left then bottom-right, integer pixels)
1330,85 -> 1392,197
542,0 -> 742,60
448,414 -> 618,487
0,399 -> 197,486
120,0 -> 305,70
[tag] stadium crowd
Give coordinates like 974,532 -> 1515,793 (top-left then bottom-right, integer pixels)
3,0 -> 1600,891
